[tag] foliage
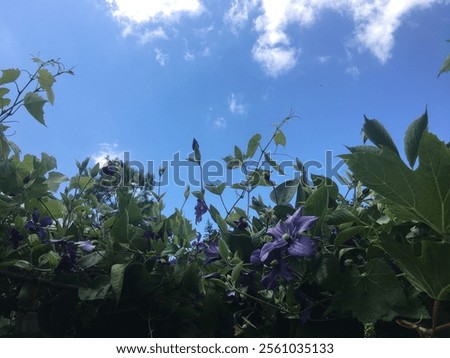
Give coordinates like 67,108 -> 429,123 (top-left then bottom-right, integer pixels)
1,58 -> 450,338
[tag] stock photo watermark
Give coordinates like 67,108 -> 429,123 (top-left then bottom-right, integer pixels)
100,150 -> 347,189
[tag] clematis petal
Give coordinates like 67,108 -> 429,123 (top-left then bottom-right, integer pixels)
260,239 -> 288,263
39,216 -> 53,227
250,249 -> 262,266
286,206 -> 318,235
288,235 -> 315,257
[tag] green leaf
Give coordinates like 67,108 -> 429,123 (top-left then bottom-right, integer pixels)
0,87 -> 11,108
23,92 -> 47,125
218,238 -> 230,260
274,129 -> 286,146
209,204 -> 227,233
0,68 -> 20,85
192,138 -> 201,163
404,109 -> 428,168
269,178 -> 300,205
264,152 -> 284,175
234,145 -> 244,161
38,68 -> 55,104
335,259 -> 406,324
110,263 -> 127,301
379,238 -> 450,301
204,182 -> 226,195
341,132 -> 450,236
438,53 -> 450,77
231,261 -> 243,282
363,116 -> 399,156
45,171 -> 68,192
78,275 -> 111,301
246,133 -> 261,158
334,226 -> 366,246
111,209 -> 129,243
78,251 -> 104,269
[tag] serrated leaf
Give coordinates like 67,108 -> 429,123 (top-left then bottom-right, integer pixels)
336,259 -> 406,324
341,132 -> 450,236
38,68 -> 55,104
0,68 -> 20,85
404,109 -> 428,168
363,116 -> 399,156
45,171 -> 68,192
380,238 -> 450,300
246,133 -> 261,158
24,92 -> 47,125
274,129 -> 286,146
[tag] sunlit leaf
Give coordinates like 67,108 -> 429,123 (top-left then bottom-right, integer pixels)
0,68 -> 20,85
38,68 -> 55,104
24,92 -> 47,125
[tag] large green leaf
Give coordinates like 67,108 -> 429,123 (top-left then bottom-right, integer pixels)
341,132 -> 450,236
45,171 -> 68,192
335,259 -> 406,324
23,92 -> 47,125
380,238 -> 450,300
110,263 -> 127,301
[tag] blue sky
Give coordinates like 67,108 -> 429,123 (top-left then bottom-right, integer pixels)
1,0 -> 450,221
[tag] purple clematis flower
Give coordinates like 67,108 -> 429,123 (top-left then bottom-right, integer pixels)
250,206 -> 318,289
24,210 -> 53,240
194,199 -> 208,224
261,260 -> 294,289
77,240 -> 95,252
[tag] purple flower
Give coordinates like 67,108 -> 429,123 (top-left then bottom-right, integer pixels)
77,240 -> 95,252
204,241 -> 220,265
8,228 -> 25,249
24,210 -> 52,240
261,260 -> 294,289
194,199 -> 207,224
250,207 -> 318,289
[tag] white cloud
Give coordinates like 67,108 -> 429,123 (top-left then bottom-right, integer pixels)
106,0 -> 203,24
225,0 -> 443,76
224,0 -> 260,33
228,93 -> 246,115
184,51 -> 195,61
105,0 -> 204,44
91,143 -> 122,166
155,48 -> 169,66
317,55 -> 331,64
213,117 -> 227,129
139,27 -> 168,44
346,65 -> 361,78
